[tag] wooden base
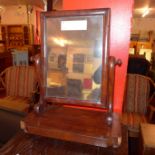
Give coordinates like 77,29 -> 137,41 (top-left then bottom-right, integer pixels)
21,106 -> 122,148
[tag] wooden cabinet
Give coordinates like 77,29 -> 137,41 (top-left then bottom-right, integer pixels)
1,24 -> 33,49
130,41 -> 152,49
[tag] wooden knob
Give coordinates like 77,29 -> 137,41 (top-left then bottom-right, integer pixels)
115,59 -> 122,66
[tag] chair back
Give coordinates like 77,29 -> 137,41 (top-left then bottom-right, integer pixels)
3,66 -> 36,97
123,74 -> 150,114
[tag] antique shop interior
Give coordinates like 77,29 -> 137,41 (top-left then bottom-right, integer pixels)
0,0 -> 155,155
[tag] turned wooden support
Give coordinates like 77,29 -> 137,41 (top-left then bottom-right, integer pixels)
31,54 -> 46,113
107,56 -> 122,125
30,54 -> 42,88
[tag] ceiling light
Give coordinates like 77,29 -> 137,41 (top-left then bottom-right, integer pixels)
52,37 -> 72,47
0,6 -> 5,14
142,8 -> 150,17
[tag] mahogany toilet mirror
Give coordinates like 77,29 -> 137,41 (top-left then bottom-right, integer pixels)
24,8 -> 122,148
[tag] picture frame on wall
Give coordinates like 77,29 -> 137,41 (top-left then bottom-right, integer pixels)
73,54 -> 85,63
58,54 -> 67,70
73,63 -> 84,73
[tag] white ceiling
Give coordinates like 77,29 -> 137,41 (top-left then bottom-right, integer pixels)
0,0 -> 155,17
0,0 -> 62,9
0,0 -> 45,8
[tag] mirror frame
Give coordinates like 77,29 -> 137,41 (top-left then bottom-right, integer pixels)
40,8 -> 111,108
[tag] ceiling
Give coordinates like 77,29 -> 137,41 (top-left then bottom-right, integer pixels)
134,0 -> 155,17
0,0 -> 155,18
0,0 -> 44,8
0,0 -> 62,10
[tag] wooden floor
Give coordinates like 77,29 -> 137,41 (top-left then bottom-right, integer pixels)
0,125 -> 128,155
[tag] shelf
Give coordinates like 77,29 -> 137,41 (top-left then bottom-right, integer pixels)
8,32 -> 23,34
1,24 -> 33,49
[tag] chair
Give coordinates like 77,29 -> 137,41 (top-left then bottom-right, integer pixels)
121,73 -> 155,137
0,66 -> 36,113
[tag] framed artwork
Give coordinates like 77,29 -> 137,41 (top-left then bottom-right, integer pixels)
73,64 -> 84,73
58,54 -> 67,70
73,54 -> 85,63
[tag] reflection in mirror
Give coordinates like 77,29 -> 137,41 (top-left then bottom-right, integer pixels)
46,15 -> 103,103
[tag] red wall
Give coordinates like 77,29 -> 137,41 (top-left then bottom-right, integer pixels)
63,0 -> 134,112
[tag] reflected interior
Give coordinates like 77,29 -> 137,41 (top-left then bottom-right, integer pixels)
45,15 -> 103,103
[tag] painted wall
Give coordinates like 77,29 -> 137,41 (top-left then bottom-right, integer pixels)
1,5 -> 27,25
63,0 -> 134,112
0,5 -> 43,44
132,18 -> 155,39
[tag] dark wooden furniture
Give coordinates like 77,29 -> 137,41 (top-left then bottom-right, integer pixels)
0,125 -> 128,155
22,106 -> 121,148
1,24 -> 33,49
22,8 -> 122,149
0,108 -> 25,144
0,51 -> 12,73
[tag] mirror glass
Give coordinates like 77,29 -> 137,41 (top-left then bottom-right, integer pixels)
45,15 -> 104,103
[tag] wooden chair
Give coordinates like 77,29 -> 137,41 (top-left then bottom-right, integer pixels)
0,66 -> 36,113
121,73 -> 155,137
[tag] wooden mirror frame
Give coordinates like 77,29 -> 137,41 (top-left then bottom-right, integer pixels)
33,9 -> 122,117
